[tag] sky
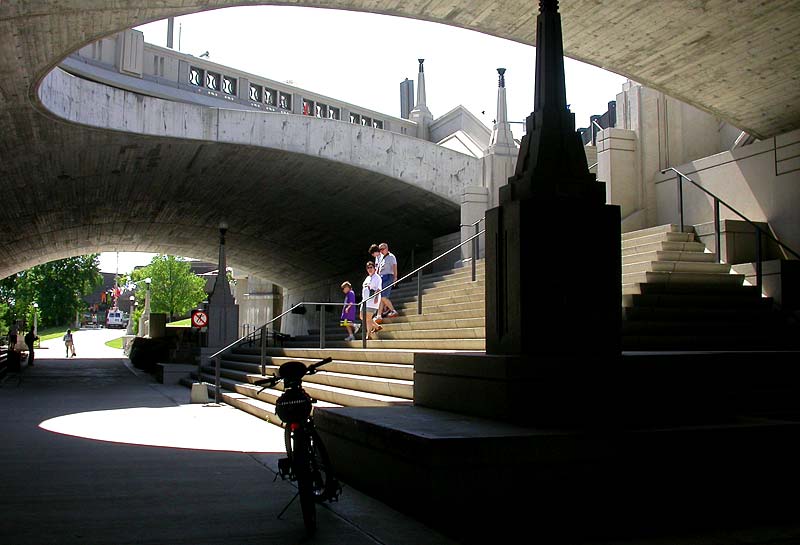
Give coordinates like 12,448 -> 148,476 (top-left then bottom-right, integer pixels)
99,5 -> 627,274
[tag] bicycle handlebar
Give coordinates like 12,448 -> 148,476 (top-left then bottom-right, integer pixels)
252,357 -> 333,391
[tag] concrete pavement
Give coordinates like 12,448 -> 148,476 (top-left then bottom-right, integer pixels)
0,353 -> 457,545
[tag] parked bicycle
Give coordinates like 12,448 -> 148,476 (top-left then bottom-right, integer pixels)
254,356 -> 341,534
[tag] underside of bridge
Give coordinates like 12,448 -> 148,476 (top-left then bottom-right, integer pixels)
1,0 -> 798,282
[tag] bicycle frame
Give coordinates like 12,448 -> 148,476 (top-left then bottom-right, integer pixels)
254,357 -> 340,533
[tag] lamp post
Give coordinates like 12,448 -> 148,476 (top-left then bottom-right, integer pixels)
32,302 -> 38,336
32,302 -> 39,348
137,277 -> 152,337
126,295 -> 135,335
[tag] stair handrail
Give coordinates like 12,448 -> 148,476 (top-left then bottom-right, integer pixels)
662,167 -> 800,290
203,220 -> 486,403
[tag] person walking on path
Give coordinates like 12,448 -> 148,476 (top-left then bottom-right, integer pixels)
376,242 -> 399,320
340,281 -> 359,341
63,329 -> 76,357
24,327 -> 39,366
361,261 -> 382,339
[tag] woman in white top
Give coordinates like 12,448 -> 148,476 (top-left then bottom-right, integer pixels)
361,261 -> 383,339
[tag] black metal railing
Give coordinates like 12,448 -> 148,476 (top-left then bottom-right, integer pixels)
204,221 -> 486,402
662,167 -> 800,290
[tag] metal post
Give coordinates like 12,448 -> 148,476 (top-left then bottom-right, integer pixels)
214,356 -> 221,404
319,306 -> 326,349
472,233 -> 478,282
714,198 -> 722,264
259,324 -> 267,376
361,303 -> 367,348
417,269 -> 423,315
755,230 -> 763,291
677,173 -> 684,232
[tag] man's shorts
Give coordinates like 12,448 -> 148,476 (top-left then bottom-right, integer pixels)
380,274 -> 394,297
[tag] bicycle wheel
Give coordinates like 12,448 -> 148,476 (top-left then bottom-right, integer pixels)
308,427 -> 340,502
291,427 -> 317,534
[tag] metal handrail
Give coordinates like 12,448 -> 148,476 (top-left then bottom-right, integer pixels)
662,167 -> 800,290
203,221 -> 487,402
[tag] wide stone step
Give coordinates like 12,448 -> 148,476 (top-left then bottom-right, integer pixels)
365,327 -> 485,340
622,333 -> 800,351
623,306 -> 775,322
393,270 -> 485,289
622,261 -> 732,275
377,308 -> 485,324
395,299 -> 485,314
208,365 -> 414,399
196,370 -> 411,408
391,278 -> 485,299
220,355 -> 414,381
622,231 -> 695,248
282,339 -> 487,350
622,240 -> 706,256
624,279 -> 755,296
622,293 -> 772,309
622,271 -> 744,286
376,317 -> 485,331
621,319 -> 781,335
393,289 -> 485,307
621,224 -> 688,240
239,346 -> 419,365
622,250 -> 716,266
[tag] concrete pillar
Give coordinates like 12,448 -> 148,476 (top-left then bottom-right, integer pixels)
597,127 -> 643,230
460,187 -> 489,264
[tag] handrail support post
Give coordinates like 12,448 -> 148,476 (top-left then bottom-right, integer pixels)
259,324 -> 267,376
676,173 -> 684,232
417,269 -> 423,315
714,198 -> 722,264
319,306 -> 326,350
214,355 -> 221,404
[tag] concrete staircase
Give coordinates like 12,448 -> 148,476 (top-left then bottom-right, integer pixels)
621,224 -> 797,350
185,262 -> 486,425
186,225 -> 799,424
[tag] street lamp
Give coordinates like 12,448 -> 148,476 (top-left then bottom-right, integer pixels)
32,302 -> 38,336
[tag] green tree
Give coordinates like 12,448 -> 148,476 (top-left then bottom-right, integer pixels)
0,255 -> 102,328
131,255 -> 207,321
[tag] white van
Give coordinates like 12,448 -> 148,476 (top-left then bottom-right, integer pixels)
106,310 -> 125,329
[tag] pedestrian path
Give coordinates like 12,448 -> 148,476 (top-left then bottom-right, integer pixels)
39,326 -> 127,359
0,356 -> 457,545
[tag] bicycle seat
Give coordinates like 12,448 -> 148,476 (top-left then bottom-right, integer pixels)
278,361 -> 309,380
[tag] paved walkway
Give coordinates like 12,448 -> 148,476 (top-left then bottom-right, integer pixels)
0,352 -> 456,545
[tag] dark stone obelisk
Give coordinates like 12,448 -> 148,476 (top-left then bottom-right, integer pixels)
485,0 -> 620,358
414,0 -> 620,424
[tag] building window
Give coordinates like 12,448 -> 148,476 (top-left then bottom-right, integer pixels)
316,103 -> 327,118
189,66 -> 204,87
222,76 -> 237,95
328,107 -> 340,120
361,116 -> 371,127
205,71 -> 220,91
350,113 -> 360,124
264,88 -> 276,106
302,99 -> 314,116
373,119 -> 383,130
249,84 -> 262,102
279,92 -> 291,110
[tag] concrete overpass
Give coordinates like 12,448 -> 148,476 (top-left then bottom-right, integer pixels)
1,0 -> 799,288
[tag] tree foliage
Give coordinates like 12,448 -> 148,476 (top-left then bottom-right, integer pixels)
0,255 -> 102,329
131,255 -> 207,321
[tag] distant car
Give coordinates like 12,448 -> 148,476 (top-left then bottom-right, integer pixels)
106,310 -> 126,329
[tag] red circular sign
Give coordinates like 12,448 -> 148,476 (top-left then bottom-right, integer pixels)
191,310 -> 208,328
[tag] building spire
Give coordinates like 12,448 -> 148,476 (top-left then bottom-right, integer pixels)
501,0 -> 602,204
409,58 -> 433,140
489,68 -> 515,154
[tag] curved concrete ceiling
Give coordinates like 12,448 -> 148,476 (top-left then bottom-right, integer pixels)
1,0 -> 798,284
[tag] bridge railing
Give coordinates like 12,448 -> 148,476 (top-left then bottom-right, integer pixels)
205,220 -> 485,402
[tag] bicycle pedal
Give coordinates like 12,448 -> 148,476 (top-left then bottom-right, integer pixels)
277,457 -> 292,479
